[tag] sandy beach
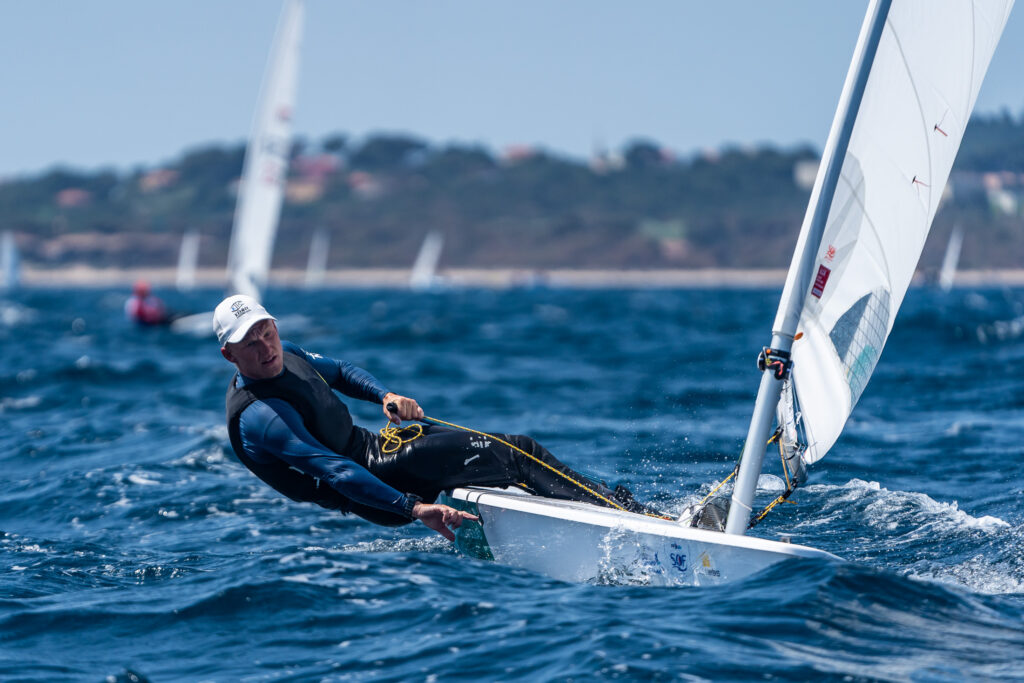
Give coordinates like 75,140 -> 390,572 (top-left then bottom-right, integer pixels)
16,265 -> 1024,290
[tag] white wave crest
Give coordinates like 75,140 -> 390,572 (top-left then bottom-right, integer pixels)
808,478 -> 1009,533
909,554 -> 1024,595
0,395 -> 41,412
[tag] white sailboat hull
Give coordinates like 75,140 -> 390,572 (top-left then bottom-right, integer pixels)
442,487 -> 840,585
170,311 -> 214,337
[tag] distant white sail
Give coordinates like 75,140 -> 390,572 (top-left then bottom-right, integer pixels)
777,0 -> 1012,466
409,231 -> 444,290
938,224 -> 964,292
304,228 -> 330,289
1,231 -> 19,291
225,0 -> 304,301
176,230 -> 200,292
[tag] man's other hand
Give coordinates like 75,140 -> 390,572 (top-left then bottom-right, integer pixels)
411,502 -> 479,541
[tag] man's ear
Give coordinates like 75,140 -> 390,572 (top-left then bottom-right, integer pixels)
221,345 -> 235,363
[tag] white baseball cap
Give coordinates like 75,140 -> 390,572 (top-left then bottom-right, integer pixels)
213,294 -> 276,345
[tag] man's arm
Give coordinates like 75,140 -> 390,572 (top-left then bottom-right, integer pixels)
281,341 -> 389,403
240,400 -> 477,538
281,341 -> 424,424
241,401 -> 477,540
240,399 -> 408,517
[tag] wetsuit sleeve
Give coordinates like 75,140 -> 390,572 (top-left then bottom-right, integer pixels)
238,399 -> 411,517
281,341 -> 390,403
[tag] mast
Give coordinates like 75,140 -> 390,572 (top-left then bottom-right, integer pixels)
724,0 -> 892,535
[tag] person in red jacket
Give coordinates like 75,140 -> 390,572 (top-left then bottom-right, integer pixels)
124,280 -> 170,326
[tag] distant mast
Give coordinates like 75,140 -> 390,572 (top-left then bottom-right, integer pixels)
225,0 -> 304,301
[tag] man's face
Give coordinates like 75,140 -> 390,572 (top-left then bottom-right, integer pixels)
221,319 -> 283,379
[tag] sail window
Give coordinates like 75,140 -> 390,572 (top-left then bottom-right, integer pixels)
828,290 -> 890,406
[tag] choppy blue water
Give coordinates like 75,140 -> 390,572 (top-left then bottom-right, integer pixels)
2,286 -> 1023,681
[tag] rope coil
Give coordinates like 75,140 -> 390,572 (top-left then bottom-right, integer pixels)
379,422 -> 424,454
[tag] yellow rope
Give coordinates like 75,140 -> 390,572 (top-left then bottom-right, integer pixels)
381,414 -> 673,520
698,467 -> 737,508
698,427 -> 797,528
699,428 -> 779,507
379,422 -> 424,454
750,428 -> 797,525
751,494 -> 796,524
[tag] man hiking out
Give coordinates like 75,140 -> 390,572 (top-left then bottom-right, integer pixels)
215,294 -> 659,541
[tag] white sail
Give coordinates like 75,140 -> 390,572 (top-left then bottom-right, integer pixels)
1,231 -> 19,291
304,228 -> 330,289
176,230 -> 200,292
225,0 -> 304,301
409,231 -> 444,290
776,0 -> 1012,467
938,224 -> 964,292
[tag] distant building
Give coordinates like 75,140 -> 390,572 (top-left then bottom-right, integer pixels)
285,179 -> 324,204
347,171 -> 384,200
139,168 -> 179,192
56,188 -> 92,208
699,148 -> 720,163
589,143 -> 625,174
501,145 -> 537,165
983,171 -> 1023,216
292,153 -> 340,182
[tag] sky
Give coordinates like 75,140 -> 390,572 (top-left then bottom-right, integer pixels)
2,1 -> 1023,178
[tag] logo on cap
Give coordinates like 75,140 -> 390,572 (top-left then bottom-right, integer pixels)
230,300 -> 251,318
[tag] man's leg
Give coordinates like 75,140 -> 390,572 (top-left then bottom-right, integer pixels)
363,425 -> 659,515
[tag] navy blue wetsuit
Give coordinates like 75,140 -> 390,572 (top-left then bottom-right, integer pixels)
234,341 -> 410,518
229,341 -> 653,524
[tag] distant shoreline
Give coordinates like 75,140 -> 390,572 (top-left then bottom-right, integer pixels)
17,265 -> 1024,289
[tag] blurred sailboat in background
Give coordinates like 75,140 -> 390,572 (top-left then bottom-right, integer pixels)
409,231 -> 445,291
1,231 -> 20,292
304,227 -> 329,289
175,229 -> 200,292
0,231 -> 34,326
225,0 -> 304,302
173,0 -> 303,336
938,224 -> 964,292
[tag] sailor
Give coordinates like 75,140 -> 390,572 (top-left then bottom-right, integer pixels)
125,280 -> 171,326
215,294 -> 658,541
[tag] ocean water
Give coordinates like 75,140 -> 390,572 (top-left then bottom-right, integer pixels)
2,286 -> 1023,682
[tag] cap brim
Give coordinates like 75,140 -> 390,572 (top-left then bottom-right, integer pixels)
224,313 -> 276,345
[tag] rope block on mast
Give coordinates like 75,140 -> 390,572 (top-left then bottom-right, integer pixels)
756,347 -> 793,381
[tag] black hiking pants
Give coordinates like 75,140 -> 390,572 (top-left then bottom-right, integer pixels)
347,424 -> 637,525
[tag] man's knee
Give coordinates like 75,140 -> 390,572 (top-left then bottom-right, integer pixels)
508,434 -> 540,452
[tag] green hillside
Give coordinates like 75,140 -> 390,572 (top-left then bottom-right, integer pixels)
3,112 -> 1023,271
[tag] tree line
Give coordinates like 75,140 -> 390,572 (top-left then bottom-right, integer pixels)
2,112 -> 1023,270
